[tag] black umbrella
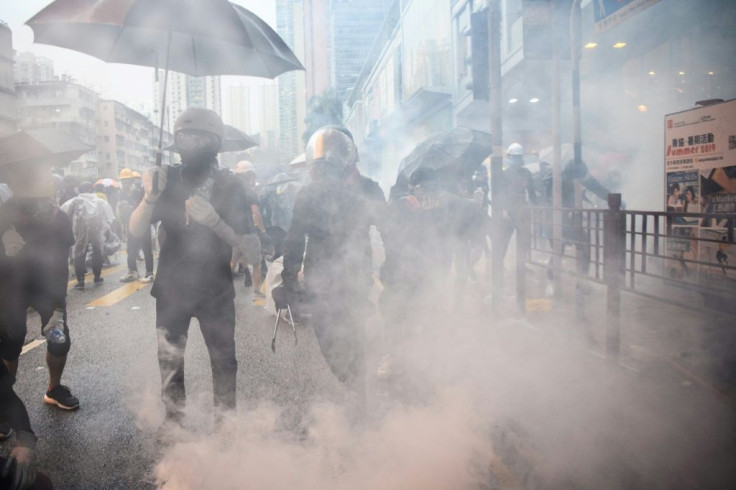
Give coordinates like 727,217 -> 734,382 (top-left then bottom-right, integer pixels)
396,127 -> 492,185
164,124 -> 257,153
26,0 -> 304,78
0,129 -> 93,167
26,0 -> 304,170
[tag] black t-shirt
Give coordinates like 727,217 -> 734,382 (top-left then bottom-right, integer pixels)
150,165 -> 251,303
0,200 -> 74,306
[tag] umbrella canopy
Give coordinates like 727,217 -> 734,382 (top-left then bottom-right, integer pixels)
95,178 -> 119,188
164,124 -> 257,153
26,0 -> 305,78
0,129 -> 93,167
396,127 -> 492,185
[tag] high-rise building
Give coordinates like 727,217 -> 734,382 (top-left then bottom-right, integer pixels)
153,71 -> 222,133
258,81 -> 280,149
223,84 -> 252,135
303,0 -> 331,99
0,21 -> 17,133
329,0 -> 390,102
14,51 -> 55,85
276,0 -> 307,156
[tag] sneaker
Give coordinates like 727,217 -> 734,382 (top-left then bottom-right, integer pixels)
74,282 -> 85,290
120,271 -> 138,283
44,385 -> 79,410
93,276 -> 104,285
139,273 -> 155,283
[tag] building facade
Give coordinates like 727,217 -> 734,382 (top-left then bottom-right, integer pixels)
223,84 -> 252,136
96,100 -> 171,179
153,71 -> 222,133
329,0 -> 392,103
15,78 -> 99,178
14,51 -> 54,85
0,21 -> 17,133
303,0 -> 332,99
276,0 -> 307,157
344,0 -> 454,185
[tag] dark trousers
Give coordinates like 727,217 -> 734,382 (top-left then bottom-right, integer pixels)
155,295 -> 237,418
74,240 -> 103,283
310,298 -> 366,389
126,228 -> 153,275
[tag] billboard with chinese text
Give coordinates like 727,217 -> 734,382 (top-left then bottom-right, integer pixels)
664,99 -> 736,285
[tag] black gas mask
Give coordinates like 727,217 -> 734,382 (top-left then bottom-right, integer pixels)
175,129 -> 220,185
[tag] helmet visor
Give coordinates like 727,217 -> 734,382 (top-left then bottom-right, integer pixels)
175,129 -> 219,153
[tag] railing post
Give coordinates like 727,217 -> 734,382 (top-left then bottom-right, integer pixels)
604,193 -> 624,362
516,206 -> 529,314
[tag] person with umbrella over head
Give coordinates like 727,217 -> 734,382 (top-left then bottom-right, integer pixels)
118,168 -> 154,283
276,126 -> 385,401
130,108 -> 253,432
0,155 -> 78,411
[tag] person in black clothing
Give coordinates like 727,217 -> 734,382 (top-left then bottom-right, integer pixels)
118,170 -> 154,283
380,168 -> 484,370
130,108 -> 253,427
279,126 -> 385,390
0,361 -> 54,490
497,143 -> 537,262
0,160 -> 79,411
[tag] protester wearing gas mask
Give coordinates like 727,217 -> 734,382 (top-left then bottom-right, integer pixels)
129,108 -> 256,434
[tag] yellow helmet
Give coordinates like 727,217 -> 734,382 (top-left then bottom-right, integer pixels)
119,168 -> 134,180
131,170 -> 142,179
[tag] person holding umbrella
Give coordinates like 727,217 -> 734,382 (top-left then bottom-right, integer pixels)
0,156 -> 78,411
129,108 -> 253,430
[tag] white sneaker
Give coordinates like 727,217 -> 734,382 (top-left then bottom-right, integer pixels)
139,274 -> 155,283
120,271 -> 138,282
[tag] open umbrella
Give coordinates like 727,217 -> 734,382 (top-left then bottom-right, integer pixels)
0,129 -> 93,167
164,124 -> 257,153
396,127 -> 492,185
26,0 -> 304,172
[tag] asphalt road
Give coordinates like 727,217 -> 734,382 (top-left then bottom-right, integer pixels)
10,258 -> 736,489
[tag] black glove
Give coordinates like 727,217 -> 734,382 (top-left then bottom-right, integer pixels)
271,284 -> 291,310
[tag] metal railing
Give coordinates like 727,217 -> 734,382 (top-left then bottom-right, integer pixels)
519,194 -> 736,361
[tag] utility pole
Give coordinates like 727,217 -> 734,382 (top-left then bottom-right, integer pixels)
551,0 -> 563,296
489,1 -> 504,307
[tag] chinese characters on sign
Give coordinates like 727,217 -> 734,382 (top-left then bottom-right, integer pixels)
664,99 -> 736,284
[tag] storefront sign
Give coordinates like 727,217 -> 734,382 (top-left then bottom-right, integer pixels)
594,0 -> 662,33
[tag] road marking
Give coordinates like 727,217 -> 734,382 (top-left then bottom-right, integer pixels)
67,263 -> 126,289
87,281 -> 149,307
21,339 -> 46,355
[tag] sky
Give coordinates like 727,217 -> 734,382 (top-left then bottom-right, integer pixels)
2,0 -> 278,108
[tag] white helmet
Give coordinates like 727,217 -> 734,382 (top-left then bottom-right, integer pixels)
506,143 -> 524,156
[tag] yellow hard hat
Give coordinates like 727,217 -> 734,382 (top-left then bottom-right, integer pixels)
119,168 -> 134,180
131,170 -> 142,179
